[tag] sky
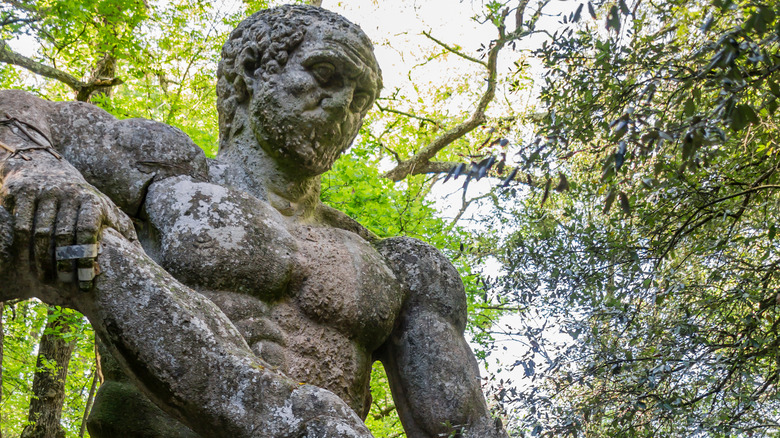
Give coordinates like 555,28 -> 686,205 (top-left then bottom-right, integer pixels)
328,1 -> 495,92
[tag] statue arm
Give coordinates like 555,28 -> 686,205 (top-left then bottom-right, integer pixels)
78,228 -> 373,438
0,89 -> 205,290
375,237 -> 508,438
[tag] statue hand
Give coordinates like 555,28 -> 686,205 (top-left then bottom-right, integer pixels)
290,385 -> 373,437
2,157 -> 137,290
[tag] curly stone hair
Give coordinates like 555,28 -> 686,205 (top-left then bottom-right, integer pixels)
216,5 -> 378,149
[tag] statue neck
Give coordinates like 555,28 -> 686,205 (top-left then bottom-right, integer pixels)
216,128 -> 321,220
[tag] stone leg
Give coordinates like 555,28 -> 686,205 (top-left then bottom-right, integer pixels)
88,338 -> 200,438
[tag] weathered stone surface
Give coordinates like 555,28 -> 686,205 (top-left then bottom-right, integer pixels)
0,5 -> 508,438
0,207 -> 12,275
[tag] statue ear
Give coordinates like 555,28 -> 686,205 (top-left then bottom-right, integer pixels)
236,45 -> 259,102
234,76 -> 250,103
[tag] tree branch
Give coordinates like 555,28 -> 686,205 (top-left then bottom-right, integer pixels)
658,184 -> 780,265
422,31 -> 487,67
375,102 -> 444,129
0,17 -> 39,28
0,39 -> 122,102
447,192 -> 493,231
407,159 -> 544,190
382,0 -> 547,182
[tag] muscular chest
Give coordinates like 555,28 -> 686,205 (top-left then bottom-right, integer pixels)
142,176 -> 296,299
288,225 -> 402,348
141,176 -> 402,347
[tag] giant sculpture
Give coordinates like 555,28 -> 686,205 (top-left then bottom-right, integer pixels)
0,5 -> 508,437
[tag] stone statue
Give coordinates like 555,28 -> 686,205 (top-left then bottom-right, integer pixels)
0,5 -> 508,437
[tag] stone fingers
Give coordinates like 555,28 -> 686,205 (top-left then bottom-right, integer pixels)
33,196 -> 57,281
102,196 -> 137,242
10,194 -> 35,273
75,197 -> 102,290
55,197 -> 78,283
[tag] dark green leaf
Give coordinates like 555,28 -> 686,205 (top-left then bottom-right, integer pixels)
701,14 -> 715,32
603,189 -> 616,214
452,162 -> 466,180
554,173 -> 570,192
573,3 -> 584,22
606,5 -> 620,31
768,80 -> 780,97
619,0 -> 630,15
443,165 -> 457,183
730,104 -> 758,131
612,119 -> 628,139
541,178 -> 551,206
683,98 -> 695,118
619,191 -> 631,214
615,141 -> 626,170
502,167 -> 519,187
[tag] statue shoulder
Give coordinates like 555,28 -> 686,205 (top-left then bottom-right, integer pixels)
48,100 -> 209,181
0,89 -> 208,185
374,236 -> 467,332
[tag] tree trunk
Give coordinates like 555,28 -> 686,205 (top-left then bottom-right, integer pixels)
20,308 -> 77,438
78,367 -> 98,438
85,52 -> 117,102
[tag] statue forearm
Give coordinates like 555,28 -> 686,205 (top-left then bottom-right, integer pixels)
379,308 -> 506,438
376,237 -> 508,438
76,228 -> 373,438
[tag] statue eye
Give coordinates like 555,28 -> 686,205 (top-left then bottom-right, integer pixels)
351,92 -> 371,113
310,62 -> 335,83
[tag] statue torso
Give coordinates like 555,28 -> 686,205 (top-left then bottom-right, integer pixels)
139,175 -> 403,417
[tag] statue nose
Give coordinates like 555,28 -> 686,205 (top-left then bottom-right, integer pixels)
321,86 -> 355,118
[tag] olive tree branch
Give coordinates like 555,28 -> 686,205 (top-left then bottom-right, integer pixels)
421,31 -> 487,67
382,0 -> 549,182
375,102 -> 444,129
400,160 -> 544,190
657,184 -> 780,266
0,39 -> 122,101
446,192 -> 494,232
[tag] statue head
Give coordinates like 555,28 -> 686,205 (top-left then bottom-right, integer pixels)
216,5 -> 382,176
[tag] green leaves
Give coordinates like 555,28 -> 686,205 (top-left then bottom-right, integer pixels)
729,103 -> 758,132
502,0 -> 780,435
744,6 -> 776,36
1,303 -> 95,436
605,5 -> 620,32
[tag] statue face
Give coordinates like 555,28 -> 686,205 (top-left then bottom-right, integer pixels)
248,23 -> 381,177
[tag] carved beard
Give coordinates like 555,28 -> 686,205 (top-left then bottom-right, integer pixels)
247,77 -> 359,177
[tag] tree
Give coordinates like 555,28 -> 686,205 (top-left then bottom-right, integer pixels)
21,308 -> 77,438
481,0 -> 780,436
